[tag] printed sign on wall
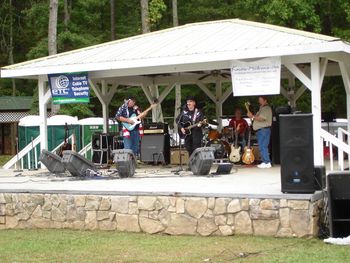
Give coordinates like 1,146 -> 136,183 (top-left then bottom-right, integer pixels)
48,72 -> 90,104
231,57 -> 281,96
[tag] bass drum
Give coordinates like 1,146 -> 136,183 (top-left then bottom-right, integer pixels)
208,129 -> 220,140
207,139 -> 225,159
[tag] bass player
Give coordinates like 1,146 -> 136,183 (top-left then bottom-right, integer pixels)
176,96 -> 205,156
247,96 -> 272,169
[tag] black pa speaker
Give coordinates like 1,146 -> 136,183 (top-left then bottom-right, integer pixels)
271,106 -> 291,164
188,147 -> 215,175
280,114 -> 315,193
141,134 -> 170,164
39,149 -> 66,173
61,151 -> 97,177
327,172 -> 350,238
113,149 -> 136,178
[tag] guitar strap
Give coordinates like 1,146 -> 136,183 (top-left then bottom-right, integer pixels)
192,108 -> 198,123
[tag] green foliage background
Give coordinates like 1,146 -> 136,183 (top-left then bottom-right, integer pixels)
1,0 -> 350,119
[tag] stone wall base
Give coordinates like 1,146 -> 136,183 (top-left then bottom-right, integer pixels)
0,193 -> 323,237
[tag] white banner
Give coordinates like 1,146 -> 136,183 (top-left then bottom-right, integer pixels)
231,57 -> 281,96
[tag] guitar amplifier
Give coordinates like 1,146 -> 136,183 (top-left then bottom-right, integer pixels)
143,122 -> 169,134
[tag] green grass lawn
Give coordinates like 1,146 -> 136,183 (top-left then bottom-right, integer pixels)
0,155 -> 12,167
0,230 -> 349,263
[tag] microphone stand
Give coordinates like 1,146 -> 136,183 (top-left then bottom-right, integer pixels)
173,108 -> 186,174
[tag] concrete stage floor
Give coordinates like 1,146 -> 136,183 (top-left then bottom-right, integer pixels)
0,164 -> 322,201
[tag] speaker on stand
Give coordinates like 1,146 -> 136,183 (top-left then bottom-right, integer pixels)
280,114 -> 315,193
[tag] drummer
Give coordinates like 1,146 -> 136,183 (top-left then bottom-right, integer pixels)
228,108 -> 248,148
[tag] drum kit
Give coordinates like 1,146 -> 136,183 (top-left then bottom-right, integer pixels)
202,120 -> 234,159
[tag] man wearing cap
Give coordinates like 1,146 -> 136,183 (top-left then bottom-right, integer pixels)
176,96 -> 205,156
247,96 -> 272,168
115,96 -> 143,156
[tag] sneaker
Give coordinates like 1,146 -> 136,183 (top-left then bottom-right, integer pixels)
265,163 -> 272,168
257,162 -> 272,169
257,163 -> 267,168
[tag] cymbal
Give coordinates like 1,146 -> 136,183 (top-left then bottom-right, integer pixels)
208,119 -> 219,125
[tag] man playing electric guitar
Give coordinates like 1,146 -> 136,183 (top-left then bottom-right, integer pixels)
115,96 -> 144,156
176,96 -> 205,156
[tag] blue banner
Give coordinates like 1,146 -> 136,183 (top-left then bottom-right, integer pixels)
48,72 -> 90,104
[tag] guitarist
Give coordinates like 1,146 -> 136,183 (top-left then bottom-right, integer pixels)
176,96 -> 204,156
115,96 -> 144,156
247,96 -> 272,169
228,108 -> 248,148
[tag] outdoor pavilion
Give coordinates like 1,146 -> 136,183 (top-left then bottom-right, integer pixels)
1,19 -> 350,167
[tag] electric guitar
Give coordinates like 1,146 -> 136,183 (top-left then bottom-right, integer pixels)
179,119 -> 207,138
229,123 -> 241,163
242,126 -> 255,165
245,102 -> 253,118
122,100 -> 158,131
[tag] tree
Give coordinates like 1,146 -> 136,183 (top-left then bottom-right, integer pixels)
172,0 -> 178,26
140,0 -> 150,33
48,0 -> 59,114
48,0 -> 58,55
110,0 -> 116,40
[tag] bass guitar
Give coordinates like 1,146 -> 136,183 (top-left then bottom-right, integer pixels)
179,119 -> 207,138
229,124 -> 241,163
122,100 -> 158,131
245,101 -> 253,118
242,126 -> 255,165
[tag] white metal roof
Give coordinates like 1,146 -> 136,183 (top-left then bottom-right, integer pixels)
19,115 -> 79,126
78,117 -> 115,125
1,19 -> 350,78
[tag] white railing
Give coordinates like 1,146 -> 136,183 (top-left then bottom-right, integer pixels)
337,128 -> 350,170
3,136 -> 41,169
79,142 -> 92,158
320,129 -> 350,171
3,135 -> 74,170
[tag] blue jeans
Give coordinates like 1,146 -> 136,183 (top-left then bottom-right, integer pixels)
256,128 -> 271,164
123,129 -> 140,156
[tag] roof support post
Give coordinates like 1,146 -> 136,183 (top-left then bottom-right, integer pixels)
284,63 -> 312,90
215,80 -> 223,130
219,85 -> 233,104
196,82 -> 216,102
174,84 -> 181,132
90,80 -> 117,133
311,58 -> 324,166
149,84 -> 164,122
38,75 -> 50,153
339,61 -> 350,132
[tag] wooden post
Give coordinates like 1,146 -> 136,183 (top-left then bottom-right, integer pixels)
38,76 -> 49,152
311,59 -> 323,166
